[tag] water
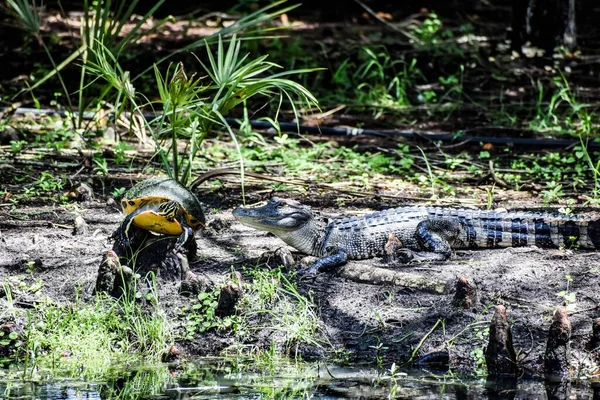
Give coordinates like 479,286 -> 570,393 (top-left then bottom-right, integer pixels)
2,360 -> 599,399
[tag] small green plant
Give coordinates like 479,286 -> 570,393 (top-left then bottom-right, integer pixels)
113,142 -> 133,164
409,12 -> 461,55
470,323 -> 490,377
384,363 -> 407,398
182,290 -> 221,340
471,347 -> 487,376
9,140 -> 27,153
33,172 -> 64,192
411,12 -> 445,44
541,181 -> 564,204
93,154 -> 109,176
530,72 -> 599,138
556,275 -> 577,312
369,341 -> 388,370
112,187 -> 126,198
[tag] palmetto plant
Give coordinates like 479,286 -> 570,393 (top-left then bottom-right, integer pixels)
6,0 -> 303,132
87,34 -> 321,185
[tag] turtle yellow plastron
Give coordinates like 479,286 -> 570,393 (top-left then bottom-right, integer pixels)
114,177 -> 205,252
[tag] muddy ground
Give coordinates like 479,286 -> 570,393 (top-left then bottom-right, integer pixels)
1,175 -> 599,380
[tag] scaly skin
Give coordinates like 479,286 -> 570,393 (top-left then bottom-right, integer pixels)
233,197 -> 600,275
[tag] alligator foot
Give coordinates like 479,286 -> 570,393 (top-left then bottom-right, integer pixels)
297,248 -> 348,277
384,234 -> 414,266
386,248 -> 415,266
297,265 -> 319,279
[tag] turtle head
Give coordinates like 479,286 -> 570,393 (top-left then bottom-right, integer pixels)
232,197 -> 313,233
158,200 -> 180,221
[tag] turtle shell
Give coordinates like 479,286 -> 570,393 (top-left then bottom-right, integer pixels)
121,177 -> 205,230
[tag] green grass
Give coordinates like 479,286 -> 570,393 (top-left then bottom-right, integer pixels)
1,280 -> 172,380
1,265 -> 333,383
233,267 -> 330,360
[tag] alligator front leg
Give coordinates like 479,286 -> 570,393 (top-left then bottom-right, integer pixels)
414,218 -> 462,260
298,248 -> 348,276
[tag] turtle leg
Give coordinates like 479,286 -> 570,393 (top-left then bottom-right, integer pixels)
174,218 -> 196,254
113,210 -> 140,250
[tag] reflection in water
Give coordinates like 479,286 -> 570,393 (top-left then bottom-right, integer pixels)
485,376 -> 517,400
1,382 -> 102,399
1,361 -> 599,399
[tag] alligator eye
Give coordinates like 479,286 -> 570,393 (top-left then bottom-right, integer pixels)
128,200 -> 136,206
121,201 -> 127,209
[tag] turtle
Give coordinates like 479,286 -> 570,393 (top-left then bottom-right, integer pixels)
114,177 -> 205,253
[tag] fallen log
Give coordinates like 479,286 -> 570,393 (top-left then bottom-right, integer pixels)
338,264 -> 448,294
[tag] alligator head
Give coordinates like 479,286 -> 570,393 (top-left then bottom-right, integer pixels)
233,197 -> 326,255
232,197 -> 313,233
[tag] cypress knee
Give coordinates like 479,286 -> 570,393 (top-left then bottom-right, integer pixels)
485,305 -> 518,376
452,276 -> 478,309
215,272 -> 244,317
586,317 -> 600,352
544,306 -> 571,378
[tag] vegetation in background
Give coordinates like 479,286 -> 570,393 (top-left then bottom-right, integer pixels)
2,1 -> 599,203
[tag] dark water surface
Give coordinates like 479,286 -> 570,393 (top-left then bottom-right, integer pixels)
2,360 -> 600,399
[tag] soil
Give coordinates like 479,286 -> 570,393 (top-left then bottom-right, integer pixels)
1,175 -> 599,380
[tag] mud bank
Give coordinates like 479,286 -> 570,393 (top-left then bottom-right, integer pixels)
1,191 -> 599,378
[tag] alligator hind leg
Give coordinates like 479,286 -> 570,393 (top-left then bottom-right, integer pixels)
414,219 -> 462,261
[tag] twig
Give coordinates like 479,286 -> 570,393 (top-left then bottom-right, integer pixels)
488,160 -> 510,189
351,0 -> 417,42
408,318 -> 443,363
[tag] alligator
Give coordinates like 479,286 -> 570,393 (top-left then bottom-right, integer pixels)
233,197 -> 600,275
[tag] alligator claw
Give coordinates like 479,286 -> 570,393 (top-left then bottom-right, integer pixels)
296,266 -> 318,279
385,248 -> 415,266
